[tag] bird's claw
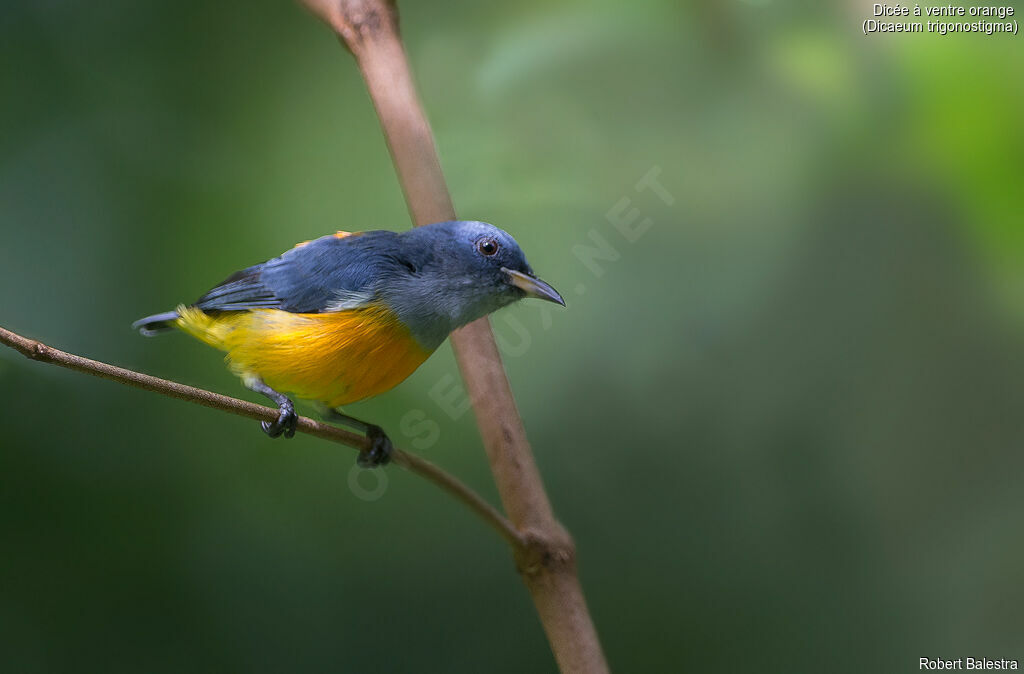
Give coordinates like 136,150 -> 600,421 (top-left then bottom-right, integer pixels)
357,425 -> 392,468
261,403 -> 297,439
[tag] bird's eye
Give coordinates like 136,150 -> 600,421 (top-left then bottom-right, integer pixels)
476,237 -> 499,257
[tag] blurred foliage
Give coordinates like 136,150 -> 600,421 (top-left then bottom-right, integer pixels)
2,0 -> 1023,672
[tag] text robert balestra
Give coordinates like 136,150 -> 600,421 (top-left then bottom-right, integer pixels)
920,658 -> 1019,670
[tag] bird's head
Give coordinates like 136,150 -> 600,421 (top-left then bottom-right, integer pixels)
393,221 -> 565,347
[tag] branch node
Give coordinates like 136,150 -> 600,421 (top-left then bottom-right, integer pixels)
301,0 -> 398,50
31,341 -> 49,361
515,525 -> 577,578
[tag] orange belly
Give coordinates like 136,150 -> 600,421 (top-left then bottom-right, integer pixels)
175,305 -> 432,407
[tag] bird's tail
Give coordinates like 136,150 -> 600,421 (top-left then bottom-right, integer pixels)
132,310 -> 181,336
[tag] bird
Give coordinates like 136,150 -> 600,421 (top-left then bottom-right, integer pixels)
133,220 -> 565,467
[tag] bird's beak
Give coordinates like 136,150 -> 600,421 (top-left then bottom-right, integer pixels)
502,268 -> 566,306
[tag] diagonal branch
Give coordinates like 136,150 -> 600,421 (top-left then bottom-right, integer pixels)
0,325 -> 524,550
297,2 -> 608,672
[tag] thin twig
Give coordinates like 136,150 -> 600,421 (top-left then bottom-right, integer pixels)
297,2 -> 608,672
0,325 -> 524,549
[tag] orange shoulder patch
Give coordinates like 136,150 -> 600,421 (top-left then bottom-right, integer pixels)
292,231 -> 360,250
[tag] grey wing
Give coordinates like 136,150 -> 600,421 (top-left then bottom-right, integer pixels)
194,230 -> 405,313
194,265 -> 280,311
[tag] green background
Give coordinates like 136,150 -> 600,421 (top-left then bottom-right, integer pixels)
2,1 -> 1023,671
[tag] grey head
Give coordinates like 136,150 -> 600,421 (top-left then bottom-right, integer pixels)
382,220 -> 565,349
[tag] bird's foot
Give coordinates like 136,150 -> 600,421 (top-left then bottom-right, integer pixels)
357,425 -> 392,468
261,401 -> 297,439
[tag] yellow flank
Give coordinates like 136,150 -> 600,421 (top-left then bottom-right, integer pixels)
175,304 -> 431,407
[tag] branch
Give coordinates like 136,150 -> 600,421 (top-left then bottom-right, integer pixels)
297,2 -> 608,672
0,325 -> 523,550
